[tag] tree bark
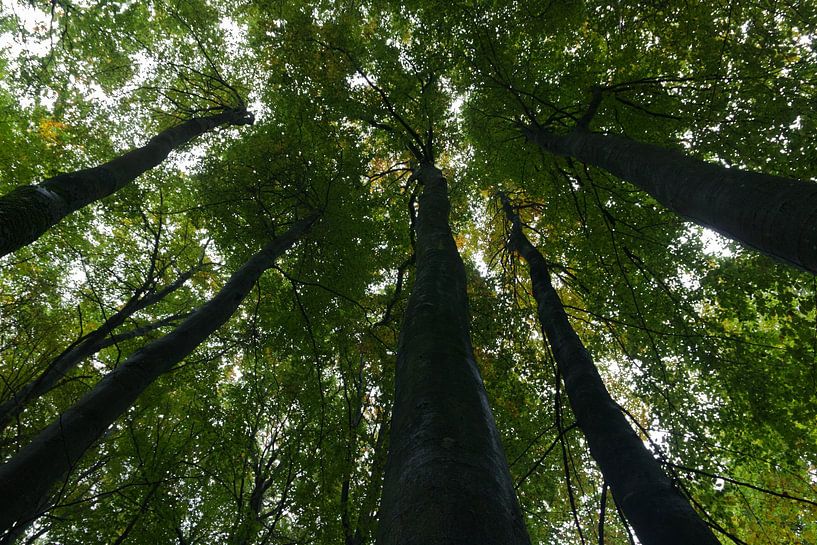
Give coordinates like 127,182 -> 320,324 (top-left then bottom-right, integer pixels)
0,214 -> 315,533
375,163 -> 530,545
0,108 -> 254,258
500,194 -> 719,545
0,262 -> 201,432
523,124 -> 817,273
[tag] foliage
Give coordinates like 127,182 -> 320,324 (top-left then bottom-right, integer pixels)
1,0 -> 816,543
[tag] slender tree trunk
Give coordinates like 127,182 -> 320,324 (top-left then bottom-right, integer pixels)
375,163 -> 530,545
111,480 -> 161,545
0,311 -> 190,433
352,412 -> 389,545
523,124 -> 817,273
500,194 -> 718,545
0,214 -> 315,533
0,262 -> 200,431
0,108 -> 254,258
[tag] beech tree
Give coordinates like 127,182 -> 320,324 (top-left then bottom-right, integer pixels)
1,0 -> 816,544
501,192 -> 717,545
0,212 -> 315,531
522,123 -> 817,274
0,107 -> 254,258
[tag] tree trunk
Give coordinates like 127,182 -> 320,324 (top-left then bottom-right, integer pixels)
0,108 -> 253,258
0,262 -> 200,432
500,194 -> 719,545
375,163 -> 530,545
0,214 -> 315,533
523,124 -> 817,273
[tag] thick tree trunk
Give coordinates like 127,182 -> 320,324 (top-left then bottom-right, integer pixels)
375,163 -> 530,545
500,194 -> 718,545
0,263 -> 200,432
523,125 -> 817,273
0,108 -> 253,258
0,214 -> 315,533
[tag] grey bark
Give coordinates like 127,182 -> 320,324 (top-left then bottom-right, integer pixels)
501,194 -> 719,545
0,108 -> 253,258
0,214 -> 315,533
375,163 -> 530,545
523,124 -> 817,273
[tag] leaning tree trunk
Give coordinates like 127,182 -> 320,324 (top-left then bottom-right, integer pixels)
0,214 -> 315,534
375,163 -> 530,545
500,194 -> 718,545
0,108 -> 254,258
0,312 -> 188,433
0,263 -> 200,431
523,124 -> 817,274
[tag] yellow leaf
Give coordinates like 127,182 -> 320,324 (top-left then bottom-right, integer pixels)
38,118 -> 67,143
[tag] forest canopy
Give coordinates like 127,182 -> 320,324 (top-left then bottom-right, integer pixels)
0,0 -> 816,544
